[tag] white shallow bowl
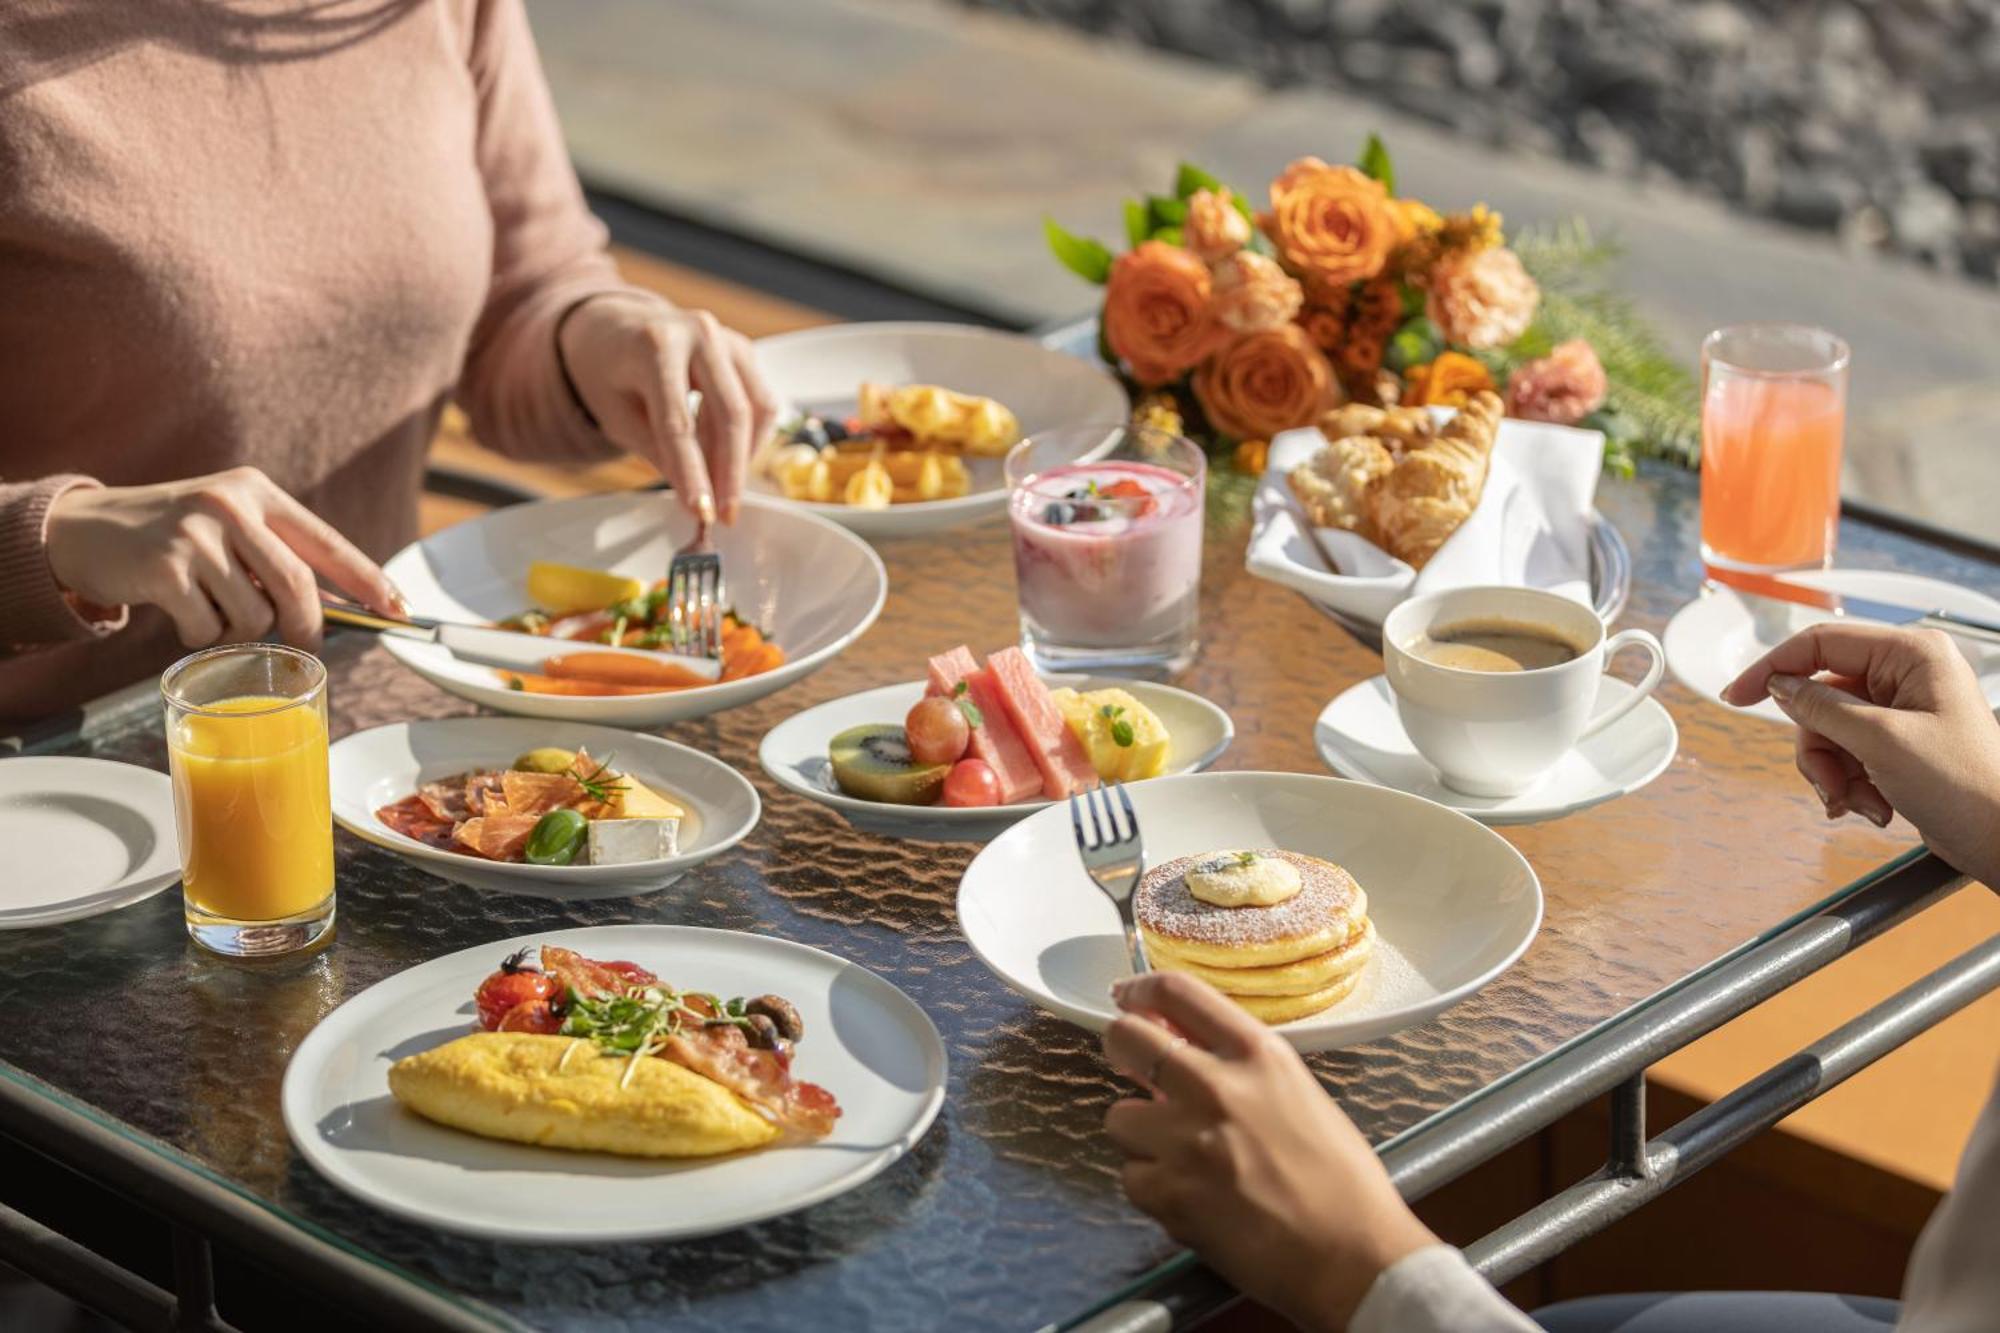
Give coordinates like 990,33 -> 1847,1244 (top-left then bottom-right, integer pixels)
749,322 -> 1130,539
758,676 -> 1234,843
0,757 -> 181,929
957,772 -> 1542,1053
382,493 -> 886,726
283,925 -> 947,1242
330,719 -> 759,899
1665,568 -> 2000,723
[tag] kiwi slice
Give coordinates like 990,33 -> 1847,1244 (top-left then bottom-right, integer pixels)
828,724 -> 948,805
511,747 -> 579,775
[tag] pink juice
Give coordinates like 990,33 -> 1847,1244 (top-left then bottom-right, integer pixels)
1008,461 -> 1203,660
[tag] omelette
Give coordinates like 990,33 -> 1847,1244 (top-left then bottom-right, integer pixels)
388,1031 -> 779,1159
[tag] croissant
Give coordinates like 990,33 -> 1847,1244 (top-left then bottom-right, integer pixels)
1371,391 -> 1502,568
1288,434 -> 1395,544
1317,403 -> 1435,454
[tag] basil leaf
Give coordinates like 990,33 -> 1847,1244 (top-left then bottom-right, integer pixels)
1045,216 -> 1113,284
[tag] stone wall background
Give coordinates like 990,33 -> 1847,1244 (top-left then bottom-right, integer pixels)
955,0 -> 2000,283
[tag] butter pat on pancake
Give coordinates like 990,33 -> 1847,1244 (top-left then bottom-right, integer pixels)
1184,850 -> 1302,908
1136,850 -> 1368,970
388,1032 -> 778,1159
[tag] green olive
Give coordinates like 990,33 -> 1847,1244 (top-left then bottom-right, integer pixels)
511,747 -> 578,775
524,808 -> 588,866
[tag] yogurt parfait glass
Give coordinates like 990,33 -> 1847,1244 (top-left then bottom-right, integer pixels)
1004,424 -> 1205,677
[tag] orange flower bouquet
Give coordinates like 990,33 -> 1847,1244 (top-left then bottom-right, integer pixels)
1046,137 -> 1696,475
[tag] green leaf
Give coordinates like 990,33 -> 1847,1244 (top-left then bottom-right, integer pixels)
1111,719 -> 1135,748
1148,195 -> 1189,227
951,680 -> 984,729
1358,133 -> 1395,193
1123,200 -> 1149,250
1175,162 -> 1225,199
1151,226 -> 1184,247
1044,216 -> 1114,284
1385,319 -> 1441,375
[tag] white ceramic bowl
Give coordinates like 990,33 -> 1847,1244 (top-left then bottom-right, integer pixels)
329,719 -> 760,899
758,676 -> 1234,842
957,771 -> 1543,1053
749,322 -> 1130,538
380,492 -> 886,726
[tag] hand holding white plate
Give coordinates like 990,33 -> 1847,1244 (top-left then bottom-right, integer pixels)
956,772 -> 1541,1053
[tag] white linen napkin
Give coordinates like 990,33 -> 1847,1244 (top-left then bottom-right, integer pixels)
1246,415 -> 1604,626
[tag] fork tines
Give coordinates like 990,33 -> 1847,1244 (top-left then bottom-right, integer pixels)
1070,781 -> 1139,852
666,553 -> 723,661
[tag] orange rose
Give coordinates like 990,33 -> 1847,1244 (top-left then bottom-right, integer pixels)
1265,157 -> 1397,293
1404,351 -> 1496,408
1185,187 -> 1251,264
1210,252 -> 1304,333
1193,323 -> 1340,440
1299,303 -> 1348,353
1103,241 -> 1222,386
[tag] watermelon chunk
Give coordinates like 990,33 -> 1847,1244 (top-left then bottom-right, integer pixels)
925,647 -> 1042,803
986,647 -> 1100,799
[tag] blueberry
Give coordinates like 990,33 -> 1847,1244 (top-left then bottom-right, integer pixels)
795,416 -> 831,449
823,417 -> 850,443
1042,501 -> 1076,525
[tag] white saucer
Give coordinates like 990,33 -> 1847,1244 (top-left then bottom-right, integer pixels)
758,675 -> 1233,843
1313,675 -> 1678,825
0,757 -> 181,928
1665,569 -> 2000,724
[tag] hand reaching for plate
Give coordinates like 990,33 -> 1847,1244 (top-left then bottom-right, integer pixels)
1724,623 -> 2000,887
558,294 -> 782,526
1101,970 -> 1437,1333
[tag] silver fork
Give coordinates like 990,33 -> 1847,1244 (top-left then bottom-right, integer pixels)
1069,781 -> 1149,977
665,504 -> 724,662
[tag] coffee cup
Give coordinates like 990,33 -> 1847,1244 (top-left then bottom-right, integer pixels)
1382,586 -> 1665,797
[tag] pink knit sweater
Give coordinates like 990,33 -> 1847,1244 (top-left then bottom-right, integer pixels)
0,0 -> 629,720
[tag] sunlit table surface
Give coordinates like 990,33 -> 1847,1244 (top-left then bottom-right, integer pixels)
1,450 -> 1993,1330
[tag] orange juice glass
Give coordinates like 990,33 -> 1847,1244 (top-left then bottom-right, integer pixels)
162,645 -> 334,957
1700,323 -> 1850,573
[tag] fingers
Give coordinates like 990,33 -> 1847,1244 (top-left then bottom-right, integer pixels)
1103,1096 -> 1176,1161
1113,970 -> 1267,1058
1102,1013 -> 1214,1103
688,313 -> 752,524
1795,729 -> 1855,816
228,515 -> 325,649
1723,621 -> 1919,707
1766,672 -> 1895,763
190,535 -> 275,644
253,481 -> 401,615
640,326 -> 711,522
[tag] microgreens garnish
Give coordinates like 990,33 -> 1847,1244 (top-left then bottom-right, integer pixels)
561,984 -> 766,1088
1100,703 -> 1134,747
573,753 -> 630,805
1235,850 -> 1259,868
602,614 -> 629,646
952,680 -> 984,728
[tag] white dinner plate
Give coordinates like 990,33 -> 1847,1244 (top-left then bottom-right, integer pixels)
329,719 -> 760,899
283,925 -> 947,1242
382,493 -> 886,727
749,322 -> 1129,539
0,757 -> 181,929
1313,675 -> 1678,826
957,772 -> 1541,1053
758,676 -> 1234,843
1665,569 -> 2000,723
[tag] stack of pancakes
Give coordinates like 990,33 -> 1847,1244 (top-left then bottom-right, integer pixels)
1135,849 -> 1374,1023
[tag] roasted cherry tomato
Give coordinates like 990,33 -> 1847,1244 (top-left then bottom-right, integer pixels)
475,953 -> 561,1031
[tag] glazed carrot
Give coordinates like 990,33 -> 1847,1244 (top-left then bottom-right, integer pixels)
541,652 -> 716,689
500,672 -> 666,697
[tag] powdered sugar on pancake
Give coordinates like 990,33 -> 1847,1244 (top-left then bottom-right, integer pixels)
1137,849 -> 1366,948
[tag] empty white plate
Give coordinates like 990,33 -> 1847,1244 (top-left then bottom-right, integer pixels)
758,676 -> 1233,843
1314,675 -> 1678,825
749,322 -> 1129,539
1665,569 -> 2000,724
956,772 -> 1541,1053
381,492 -> 887,727
0,757 -> 181,929
329,719 -> 759,899
283,925 -> 946,1242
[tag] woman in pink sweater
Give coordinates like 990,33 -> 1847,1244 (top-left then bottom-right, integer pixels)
0,1 -> 774,721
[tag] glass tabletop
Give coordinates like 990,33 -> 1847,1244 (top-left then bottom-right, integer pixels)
1,459 -> 1993,1332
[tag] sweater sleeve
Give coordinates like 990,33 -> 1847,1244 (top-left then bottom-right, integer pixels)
455,0 -> 631,463
1349,1244 -> 1540,1333
0,475 -> 128,651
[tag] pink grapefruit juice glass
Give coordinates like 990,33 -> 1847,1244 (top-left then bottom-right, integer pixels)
1004,425 -> 1204,677
1700,323 -> 1849,573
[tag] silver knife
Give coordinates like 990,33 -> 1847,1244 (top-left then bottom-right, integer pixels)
1708,567 -> 2000,648
319,596 -> 724,681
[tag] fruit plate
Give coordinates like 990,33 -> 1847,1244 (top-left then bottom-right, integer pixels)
380,492 -> 886,727
748,322 -> 1130,540
957,772 -> 1543,1054
330,719 -> 760,900
757,676 -> 1233,843
282,925 -> 946,1242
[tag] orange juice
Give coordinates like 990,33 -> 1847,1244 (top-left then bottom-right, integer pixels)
1701,368 -> 1845,571
168,695 -> 333,922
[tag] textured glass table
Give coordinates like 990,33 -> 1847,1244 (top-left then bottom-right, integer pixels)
2,452 -> 1996,1332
